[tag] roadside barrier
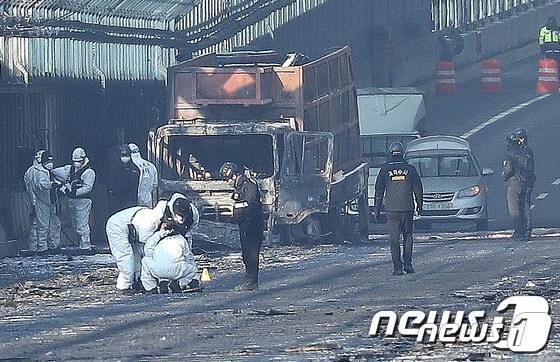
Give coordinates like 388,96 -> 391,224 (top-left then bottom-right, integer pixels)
436,61 -> 457,94
481,58 -> 502,93
536,58 -> 559,94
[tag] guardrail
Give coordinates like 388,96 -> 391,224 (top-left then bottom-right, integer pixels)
432,0 -> 553,30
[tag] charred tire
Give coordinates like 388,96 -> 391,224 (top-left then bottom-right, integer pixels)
357,195 -> 370,239
278,225 -> 292,245
325,208 -> 344,243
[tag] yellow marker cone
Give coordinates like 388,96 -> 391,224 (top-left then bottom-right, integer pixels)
201,267 -> 212,282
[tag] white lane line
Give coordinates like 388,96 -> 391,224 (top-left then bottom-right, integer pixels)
553,178 -> 560,185
461,94 -> 551,139
536,193 -> 549,200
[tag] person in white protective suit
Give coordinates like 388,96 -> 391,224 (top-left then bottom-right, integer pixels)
53,147 -> 96,250
106,194 -> 187,293
128,143 -> 158,207
23,150 -> 44,251
141,197 -> 200,294
27,151 -> 61,254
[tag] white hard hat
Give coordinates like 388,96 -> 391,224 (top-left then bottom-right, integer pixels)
128,143 -> 140,154
72,147 -> 86,161
34,149 -> 46,162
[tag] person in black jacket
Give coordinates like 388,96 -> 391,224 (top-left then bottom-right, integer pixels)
374,142 -> 423,275
109,145 -> 140,211
515,128 -> 536,240
503,130 -> 535,240
220,162 -> 264,291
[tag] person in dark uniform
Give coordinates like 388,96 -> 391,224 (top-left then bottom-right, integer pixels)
220,162 -> 264,291
504,129 -> 535,240
109,145 -> 140,211
374,142 -> 423,275
503,131 -> 533,241
515,128 -> 536,240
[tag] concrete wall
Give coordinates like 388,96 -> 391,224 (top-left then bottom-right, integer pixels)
391,1 -> 560,88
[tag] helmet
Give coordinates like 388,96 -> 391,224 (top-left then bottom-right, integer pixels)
164,193 -> 195,233
34,149 -> 46,163
40,151 -> 53,165
72,147 -> 87,162
514,128 -> 528,145
506,131 -> 518,146
219,162 -> 241,180
388,142 -> 405,156
119,144 -> 131,157
128,143 -> 140,155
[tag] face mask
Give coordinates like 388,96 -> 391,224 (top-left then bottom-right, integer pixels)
73,161 -> 82,169
44,162 -> 54,170
120,156 -> 131,163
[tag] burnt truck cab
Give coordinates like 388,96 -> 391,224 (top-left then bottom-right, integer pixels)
149,47 -> 368,245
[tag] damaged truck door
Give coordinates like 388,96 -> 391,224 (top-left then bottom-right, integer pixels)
277,132 -> 334,223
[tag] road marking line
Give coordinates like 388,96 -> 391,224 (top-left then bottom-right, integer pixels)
461,94 -> 551,139
536,193 -> 548,200
553,178 -> 560,185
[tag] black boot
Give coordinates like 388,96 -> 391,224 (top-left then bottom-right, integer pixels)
404,265 -> 415,274
158,281 -> 169,294
234,279 -> 259,291
169,280 -> 182,293
187,279 -> 200,289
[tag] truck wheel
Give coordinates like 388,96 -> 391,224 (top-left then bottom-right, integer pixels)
305,215 -> 322,243
279,225 -> 292,245
326,208 -> 345,243
357,195 -> 370,239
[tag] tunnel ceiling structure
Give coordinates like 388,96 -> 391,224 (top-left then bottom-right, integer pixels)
0,0 -> 200,20
0,0 -> 332,82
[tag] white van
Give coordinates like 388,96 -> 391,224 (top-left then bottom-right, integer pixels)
357,87 -> 427,216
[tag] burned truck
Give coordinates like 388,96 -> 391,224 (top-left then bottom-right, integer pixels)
148,47 -> 369,245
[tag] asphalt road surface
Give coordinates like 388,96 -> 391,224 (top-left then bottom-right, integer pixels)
2,54 -> 560,361
2,234 -> 560,360
426,55 -> 560,231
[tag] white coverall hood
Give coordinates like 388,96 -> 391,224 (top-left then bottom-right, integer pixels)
140,203 -> 200,292
128,143 -> 158,207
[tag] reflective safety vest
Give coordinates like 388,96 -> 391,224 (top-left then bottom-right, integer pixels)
539,26 -> 560,45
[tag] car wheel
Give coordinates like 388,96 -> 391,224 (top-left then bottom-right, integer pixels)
476,219 -> 488,231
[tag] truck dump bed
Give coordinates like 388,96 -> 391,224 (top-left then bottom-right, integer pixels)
168,47 -> 361,173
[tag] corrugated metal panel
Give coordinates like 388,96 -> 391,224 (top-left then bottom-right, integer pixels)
0,0 -> 200,81
0,0 -> 343,81
0,86 -> 54,189
176,0 -> 330,55
2,0 -> 198,20
432,0 -> 544,31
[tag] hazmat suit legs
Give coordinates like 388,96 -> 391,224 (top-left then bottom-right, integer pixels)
106,207 -> 143,290
140,235 -> 198,292
68,198 -> 92,249
36,202 -> 61,252
28,217 -> 39,252
141,252 -> 198,292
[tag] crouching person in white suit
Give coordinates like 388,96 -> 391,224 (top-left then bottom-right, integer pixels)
141,197 -> 200,294
106,193 -> 192,294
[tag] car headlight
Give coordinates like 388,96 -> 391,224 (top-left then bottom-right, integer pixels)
457,185 -> 482,198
